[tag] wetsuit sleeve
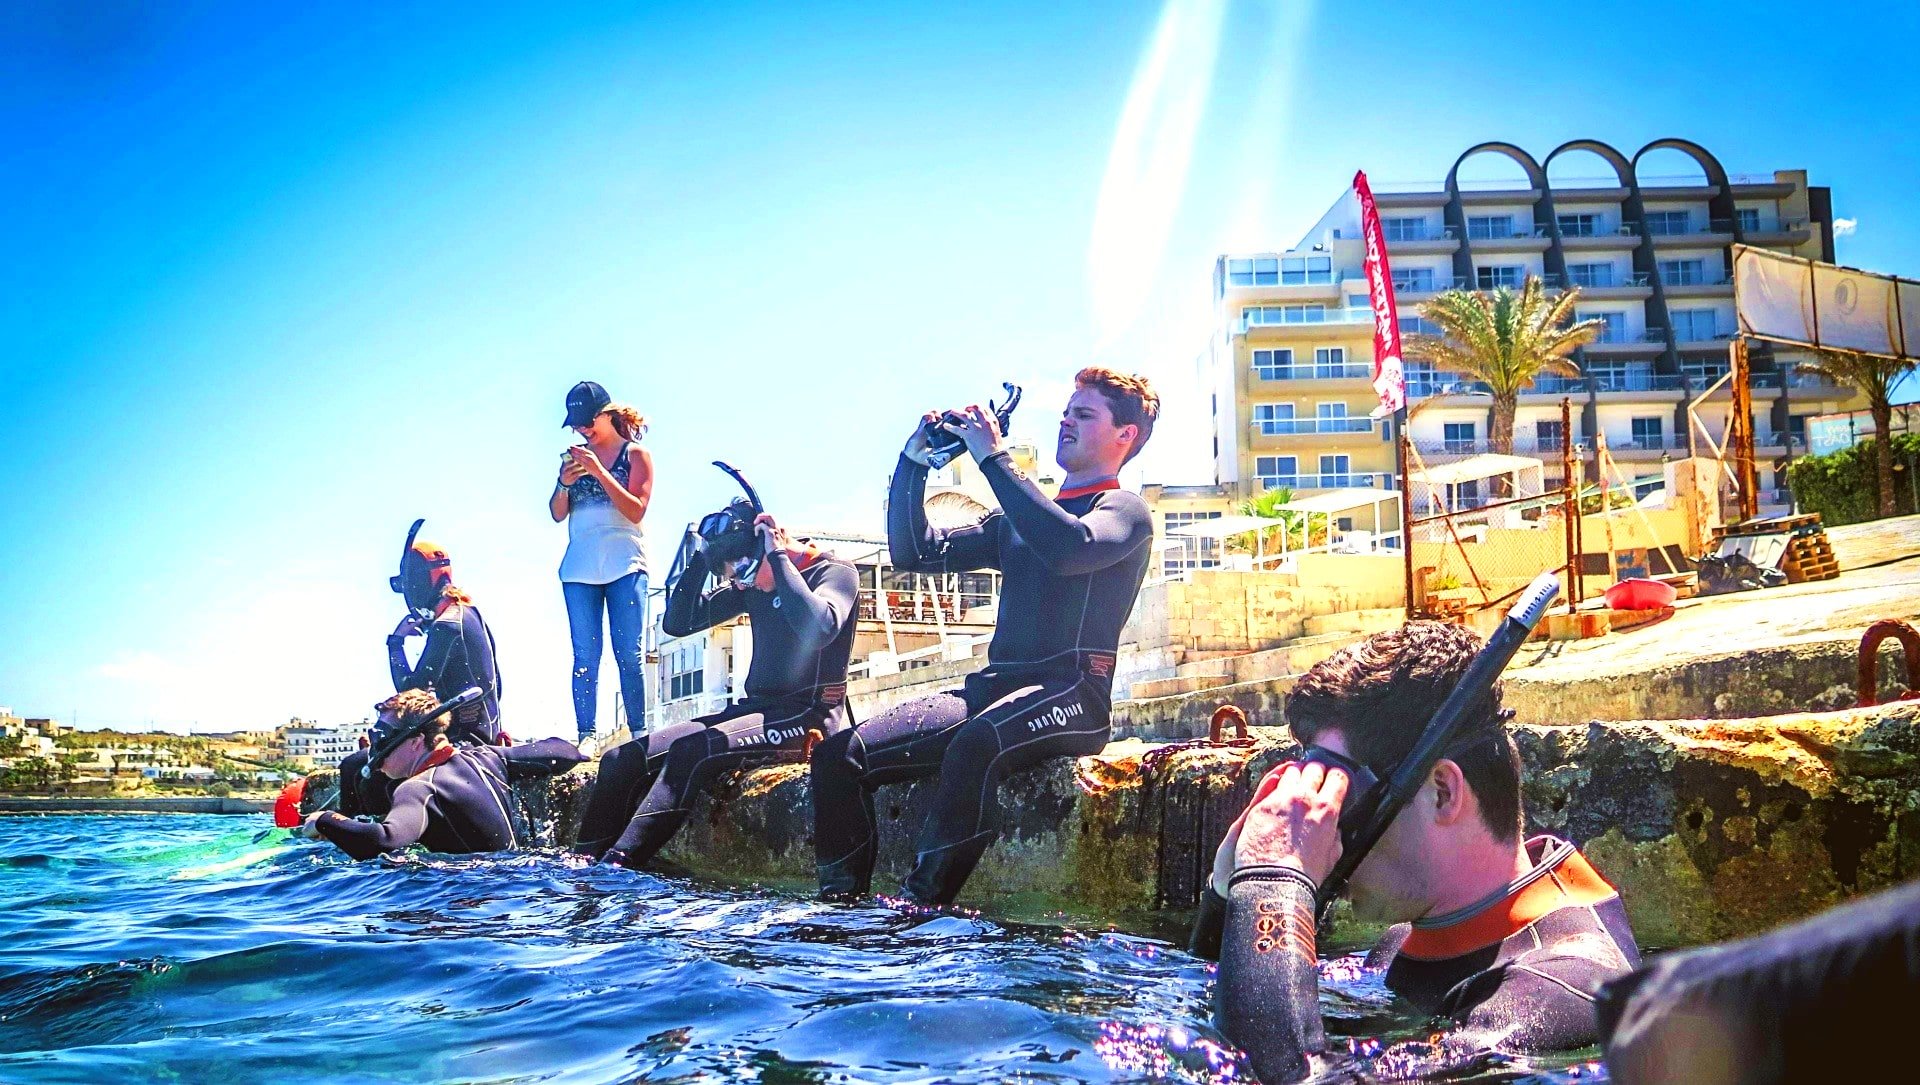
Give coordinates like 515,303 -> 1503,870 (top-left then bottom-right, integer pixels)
1446,962 -> 1606,1055
1216,866 -> 1326,1084
887,454 -> 1001,573
394,616 -> 458,694
768,554 -> 858,649
1189,885 -> 1226,959
975,452 -> 1152,575
500,737 -> 588,779
661,547 -> 750,637
313,785 -> 430,860
387,634 -> 413,690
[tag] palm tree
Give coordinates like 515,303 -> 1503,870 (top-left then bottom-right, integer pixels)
1792,349 -> 1918,518
1228,486 -> 1304,559
1403,276 -> 1606,457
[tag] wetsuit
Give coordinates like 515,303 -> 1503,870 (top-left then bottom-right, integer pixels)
339,601 -> 503,818
1598,876 -> 1920,1084
1200,836 -> 1640,1083
314,737 -> 584,860
573,545 -> 859,864
810,451 -> 1153,903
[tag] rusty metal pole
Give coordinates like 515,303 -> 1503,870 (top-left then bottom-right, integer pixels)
1398,406 -> 1415,621
1560,396 -> 1580,607
1730,337 -> 1760,522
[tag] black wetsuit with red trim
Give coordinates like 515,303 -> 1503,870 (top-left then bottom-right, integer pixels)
573,545 -> 860,863
313,738 -> 585,860
1206,836 -> 1640,1083
809,451 -> 1153,903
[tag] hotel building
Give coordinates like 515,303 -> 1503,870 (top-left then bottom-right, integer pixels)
1173,138 -> 1866,568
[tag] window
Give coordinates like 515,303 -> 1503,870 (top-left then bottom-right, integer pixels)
1313,347 -> 1352,378
1645,211 -> 1690,235
1393,267 -> 1436,292
1282,255 -> 1334,285
1254,403 -> 1296,435
1737,208 -> 1761,232
1161,511 -> 1224,574
1256,455 -> 1299,488
1585,311 -> 1626,342
1316,402 -> 1348,419
1468,215 -> 1514,240
1252,348 -> 1294,380
1384,217 -> 1427,241
1318,454 -> 1352,486
1659,259 -> 1707,285
1590,361 -> 1654,391
1242,303 -> 1327,328
1682,358 -> 1730,383
1476,265 -> 1523,290
666,645 -> 705,701
1630,417 -> 1664,450
1226,257 -> 1281,287
1534,419 -> 1565,452
1788,415 -> 1809,443
1567,263 -> 1614,288
1399,315 -> 1440,337
1443,421 -> 1477,453
1670,308 -> 1719,341
1454,479 -> 1482,506
1403,361 -> 1442,398
1557,213 -> 1600,237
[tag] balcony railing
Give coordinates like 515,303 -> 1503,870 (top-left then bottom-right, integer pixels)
1415,437 -> 1578,456
1591,373 -> 1686,392
1616,434 -> 1690,451
1385,225 -> 1457,242
1526,376 -> 1587,394
1569,271 -> 1651,288
1239,307 -> 1375,331
1739,217 -> 1809,234
1468,225 -> 1550,241
1252,363 -> 1372,381
1405,379 -> 1492,398
1258,472 -> 1394,491
1252,417 -> 1376,436
1641,219 -> 1737,237
1393,274 -> 1469,293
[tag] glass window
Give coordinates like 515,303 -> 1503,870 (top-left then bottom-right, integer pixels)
1243,304 -> 1328,328
1534,419 -> 1565,451
1399,315 -> 1439,337
1659,259 -> 1707,285
1313,347 -> 1349,377
1384,217 -> 1426,241
1227,258 -> 1255,286
1316,402 -> 1349,419
1583,311 -> 1626,342
1254,403 -> 1296,435
1393,267 -> 1436,292
1567,263 -> 1614,288
1476,265 -> 1523,290
1161,511 -> 1224,573
1645,211 -> 1690,235
1256,455 -> 1299,488
1630,417 -> 1664,449
1442,421 -> 1476,452
1467,215 -> 1513,240
1281,255 -> 1335,285
1557,213 -> 1599,237
1737,208 -> 1761,232
1318,454 -> 1351,485
1456,480 -> 1481,505
1252,348 -> 1294,380
1252,257 -> 1279,285
1671,308 -> 1719,341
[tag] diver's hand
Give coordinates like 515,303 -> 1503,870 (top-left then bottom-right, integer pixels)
390,614 -> 424,639
941,403 -> 1005,463
902,412 -> 941,466
1211,761 -> 1289,895
753,513 -> 786,556
1233,760 -> 1348,887
297,811 -> 328,840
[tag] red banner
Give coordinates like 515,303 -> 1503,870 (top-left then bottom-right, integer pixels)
1353,170 -> 1405,416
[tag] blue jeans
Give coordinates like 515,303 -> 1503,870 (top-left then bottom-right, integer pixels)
563,571 -> 649,739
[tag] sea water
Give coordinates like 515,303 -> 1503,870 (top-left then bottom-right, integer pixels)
0,815 -> 1603,1083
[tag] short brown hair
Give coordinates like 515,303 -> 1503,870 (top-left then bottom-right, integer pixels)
1284,622 -> 1523,842
1075,367 -> 1159,464
373,689 -> 449,740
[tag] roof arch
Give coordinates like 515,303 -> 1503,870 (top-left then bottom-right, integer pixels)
1631,138 -> 1728,187
1445,142 -> 1545,191
1543,139 -> 1632,188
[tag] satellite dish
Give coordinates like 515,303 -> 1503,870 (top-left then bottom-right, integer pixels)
925,491 -> 991,531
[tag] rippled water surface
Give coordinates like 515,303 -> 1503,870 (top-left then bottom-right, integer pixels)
0,815 -> 1604,1084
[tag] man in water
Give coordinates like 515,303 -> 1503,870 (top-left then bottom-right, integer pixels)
1202,622 -> 1641,1083
339,530 -> 502,817
574,509 -> 859,866
810,367 -> 1157,904
305,690 -> 582,860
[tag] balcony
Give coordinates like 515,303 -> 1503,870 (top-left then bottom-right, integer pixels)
1415,436 -> 1576,457
1559,224 -> 1642,250
1251,417 -> 1376,437
1469,225 -> 1551,253
1238,307 -> 1376,336
1405,378 -> 1492,399
1251,362 -> 1372,382
1673,326 -> 1735,348
1392,274 -> 1468,298
1610,434 -> 1691,455
1385,224 -> 1460,255
1591,373 -> 1687,393
1739,216 -> 1812,243
1584,329 -> 1666,356
1645,219 -> 1736,246
1258,472 -> 1394,491
1523,375 -> 1589,395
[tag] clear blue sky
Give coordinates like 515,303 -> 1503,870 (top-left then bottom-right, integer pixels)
4,0 -> 1916,734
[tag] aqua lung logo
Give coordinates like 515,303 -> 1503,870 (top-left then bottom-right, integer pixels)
1024,702 -> 1086,733
757,723 -> 811,746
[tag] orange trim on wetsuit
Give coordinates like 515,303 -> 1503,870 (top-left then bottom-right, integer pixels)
1055,478 -> 1121,501
1399,845 -> 1619,960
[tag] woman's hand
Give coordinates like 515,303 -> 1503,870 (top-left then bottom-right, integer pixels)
941,403 -> 1006,463
558,450 -> 588,486
567,445 -> 610,482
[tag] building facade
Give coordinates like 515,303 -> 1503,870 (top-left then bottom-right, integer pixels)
1199,139 -> 1866,526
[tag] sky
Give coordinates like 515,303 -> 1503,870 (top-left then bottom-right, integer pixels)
3,0 -> 1917,735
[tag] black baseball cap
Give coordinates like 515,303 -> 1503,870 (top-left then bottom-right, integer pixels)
564,381 -> 612,428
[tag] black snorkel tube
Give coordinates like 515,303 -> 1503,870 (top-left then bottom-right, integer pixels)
361,686 -> 484,778
712,460 -> 764,517
924,382 -> 1022,469
1313,572 -> 1561,919
672,461 -> 769,590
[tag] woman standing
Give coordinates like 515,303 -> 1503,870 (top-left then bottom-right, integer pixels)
550,381 -> 654,743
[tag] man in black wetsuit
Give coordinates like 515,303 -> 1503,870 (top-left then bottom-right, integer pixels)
574,509 -> 859,866
810,367 -> 1158,904
339,531 -> 502,818
305,690 -> 583,860
1199,622 -> 1641,1083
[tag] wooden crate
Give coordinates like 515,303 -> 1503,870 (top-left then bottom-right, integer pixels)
1782,533 -> 1840,583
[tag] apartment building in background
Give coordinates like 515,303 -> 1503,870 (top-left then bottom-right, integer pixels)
1184,138 -> 1866,555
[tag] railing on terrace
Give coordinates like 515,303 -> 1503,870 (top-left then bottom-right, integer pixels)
1591,373 -> 1686,392
1252,362 -> 1373,381
1239,307 -> 1375,330
1385,224 -> 1458,242
1257,472 -> 1394,490
1615,435 -> 1690,451
1251,417 -> 1376,436
1568,271 -> 1651,288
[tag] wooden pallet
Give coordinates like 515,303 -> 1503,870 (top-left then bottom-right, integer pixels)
1783,533 -> 1840,583
1714,511 -> 1824,541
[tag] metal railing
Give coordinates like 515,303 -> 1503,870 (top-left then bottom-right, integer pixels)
1591,373 -> 1686,392
1253,362 -> 1373,381
1569,271 -> 1651,288
1385,224 -> 1458,242
1252,417 -> 1376,436
1257,472 -> 1394,490
1240,307 -> 1375,330
1616,434 -> 1690,451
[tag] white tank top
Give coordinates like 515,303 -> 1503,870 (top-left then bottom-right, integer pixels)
558,443 -> 649,584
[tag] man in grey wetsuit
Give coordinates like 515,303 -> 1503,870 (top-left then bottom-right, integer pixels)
1196,623 -> 1641,1082
810,367 -> 1159,905
306,690 -> 582,860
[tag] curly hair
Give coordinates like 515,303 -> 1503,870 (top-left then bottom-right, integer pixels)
1284,621 -> 1523,842
372,688 -> 449,740
1074,367 -> 1159,464
605,404 -> 648,442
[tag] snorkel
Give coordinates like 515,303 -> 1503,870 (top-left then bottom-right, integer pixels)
389,518 -> 451,620
361,687 -> 484,779
1311,572 -> 1561,920
684,461 -> 768,587
923,382 -> 1023,469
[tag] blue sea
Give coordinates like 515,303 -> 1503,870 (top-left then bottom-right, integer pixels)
0,815 -> 1603,1083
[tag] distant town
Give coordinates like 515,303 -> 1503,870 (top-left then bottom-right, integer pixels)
0,706 -> 367,797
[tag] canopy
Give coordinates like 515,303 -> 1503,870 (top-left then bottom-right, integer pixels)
1273,487 -> 1401,515
1163,514 -> 1285,539
1416,453 -> 1545,487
